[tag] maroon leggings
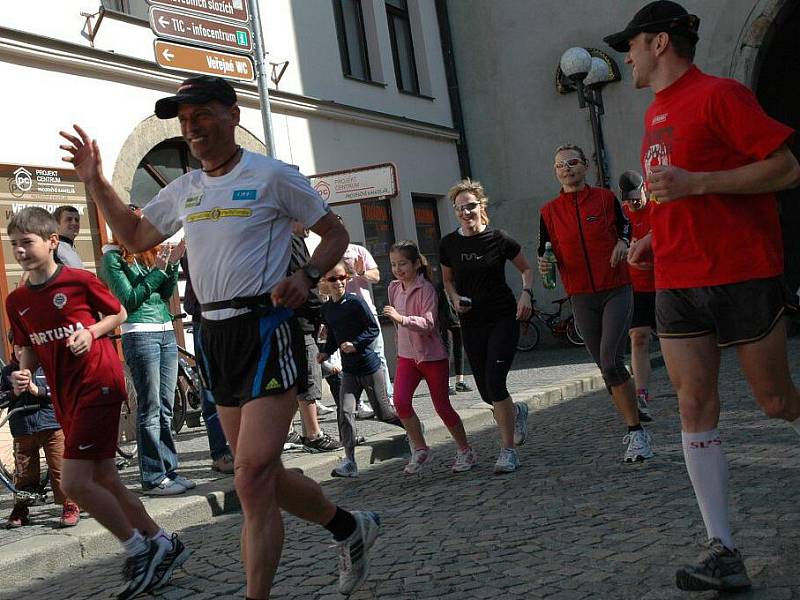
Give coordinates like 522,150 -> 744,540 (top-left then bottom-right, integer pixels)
393,357 -> 462,428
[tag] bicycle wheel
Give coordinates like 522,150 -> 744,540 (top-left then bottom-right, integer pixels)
117,366 -> 138,461
565,316 -> 584,347
172,375 -> 189,434
517,319 -> 541,351
0,408 -> 50,490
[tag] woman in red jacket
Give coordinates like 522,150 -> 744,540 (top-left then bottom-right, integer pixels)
538,144 -> 653,463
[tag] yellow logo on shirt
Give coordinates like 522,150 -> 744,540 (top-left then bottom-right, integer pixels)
265,378 -> 281,391
186,207 -> 252,223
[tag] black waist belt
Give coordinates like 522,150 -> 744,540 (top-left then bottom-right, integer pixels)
200,293 -> 273,312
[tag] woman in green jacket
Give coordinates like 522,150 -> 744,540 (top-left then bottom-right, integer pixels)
101,228 -> 191,496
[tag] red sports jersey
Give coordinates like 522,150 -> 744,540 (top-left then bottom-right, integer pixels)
641,66 -> 793,289
5,266 -> 126,430
622,202 -> 655,293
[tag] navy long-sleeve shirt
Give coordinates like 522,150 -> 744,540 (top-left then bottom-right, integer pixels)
0,362 -> 58,438
320,293 -> 381,376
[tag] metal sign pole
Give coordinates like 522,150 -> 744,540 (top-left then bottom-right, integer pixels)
246,0 -> 276,157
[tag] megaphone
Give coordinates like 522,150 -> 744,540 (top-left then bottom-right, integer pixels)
619,170 -> 647,211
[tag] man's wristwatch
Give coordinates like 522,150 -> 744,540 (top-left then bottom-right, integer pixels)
522,287 -> 534,300
301,264 -> 322,285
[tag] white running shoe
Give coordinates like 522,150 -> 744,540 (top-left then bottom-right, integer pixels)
403,448 -> 432,474
355,402 -> 374,420
315,400 -> 335,415
513,402 -> 529,446
168,474 -> 196,490
452,447 -> 477,473
331,457 -> 359,478
623,428 -> 654,463
144,477 -> 186,496
493,448 -> 520,474
336,511 -> 381,595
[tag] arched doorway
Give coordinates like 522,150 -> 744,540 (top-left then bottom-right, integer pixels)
754,1 -> 800,302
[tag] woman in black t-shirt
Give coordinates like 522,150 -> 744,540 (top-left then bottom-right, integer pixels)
439,178 -> 534,474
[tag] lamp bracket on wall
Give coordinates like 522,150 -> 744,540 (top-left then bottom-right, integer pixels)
556,48 -> 620,95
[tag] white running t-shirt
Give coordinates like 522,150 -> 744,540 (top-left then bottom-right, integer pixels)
143,150 -> 329,320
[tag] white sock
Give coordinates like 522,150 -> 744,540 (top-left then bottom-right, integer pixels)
150,527 -> 172,548
681,429 -> 734,550
789,417 -> 800,436
121,530 -> 148,556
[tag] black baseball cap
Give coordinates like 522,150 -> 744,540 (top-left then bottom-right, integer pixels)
603,1 -> 700,52
155,75 -> 237,119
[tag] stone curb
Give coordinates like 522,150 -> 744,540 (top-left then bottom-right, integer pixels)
0,355 -> 662,583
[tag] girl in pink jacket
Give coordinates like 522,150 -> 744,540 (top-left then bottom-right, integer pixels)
383,241 -> 475,474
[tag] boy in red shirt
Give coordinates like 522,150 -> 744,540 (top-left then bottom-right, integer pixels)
605,0 -> 800,593
5,207 -> 189,599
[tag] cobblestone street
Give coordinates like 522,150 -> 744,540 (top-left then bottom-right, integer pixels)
7,342 -> 800,599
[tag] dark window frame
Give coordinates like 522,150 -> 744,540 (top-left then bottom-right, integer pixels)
333,0 -> 373,82
386,0 -> 420,94
100,0 -> 149,23
412,194 -> 443,286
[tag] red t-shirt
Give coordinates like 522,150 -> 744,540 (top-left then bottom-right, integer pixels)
6,267 -> 126,426
641,66 -> 793,289
622,202 -> 655,293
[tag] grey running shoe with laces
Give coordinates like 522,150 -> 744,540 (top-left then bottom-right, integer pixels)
336,511 -> 381,595
117,538 -> 167,599
147,533 -> 191,592
513,402 -> 529,446
493,447 -> 520,474
331,457 -> 358,478
623,428 -> 654,462
675,538 -> 752,592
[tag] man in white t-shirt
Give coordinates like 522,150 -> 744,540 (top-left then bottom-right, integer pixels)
59,75 -> 381,599
53,205 -> 84,268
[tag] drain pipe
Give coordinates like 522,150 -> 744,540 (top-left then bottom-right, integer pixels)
435,0 -> 472,179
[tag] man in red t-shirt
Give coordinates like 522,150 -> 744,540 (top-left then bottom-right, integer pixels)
605,0 -> 800,593
5,207 -> 188,599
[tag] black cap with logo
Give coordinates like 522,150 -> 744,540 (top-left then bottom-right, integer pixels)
603,0 -> 700,53
155,75 -> 238,119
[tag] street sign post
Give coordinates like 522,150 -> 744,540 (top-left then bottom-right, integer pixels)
149,7 -> 252,54
146,0 -> 249,24
154,40 -> 255,81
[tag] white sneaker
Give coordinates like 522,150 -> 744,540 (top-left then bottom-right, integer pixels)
403,447 -> 432,474
144,477 -> 186,496
452,447 -> 477,473
623,428 -> 654,463
355,402 -> 374,420
331,457 -> 359,478
168,474 -> 196,490
493,448 -> 520,474
336,511 -> 380,595
315,400 -> 335,415
513,402 -> 529,446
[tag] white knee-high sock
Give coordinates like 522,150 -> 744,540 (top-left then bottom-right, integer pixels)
681,429 -> 734,550
789,417 -> 800,436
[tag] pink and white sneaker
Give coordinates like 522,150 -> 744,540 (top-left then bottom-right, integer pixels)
404,447 -> 432,474
452,447 -> 477,473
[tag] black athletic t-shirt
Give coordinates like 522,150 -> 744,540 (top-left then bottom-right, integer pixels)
439,227 -> 521,322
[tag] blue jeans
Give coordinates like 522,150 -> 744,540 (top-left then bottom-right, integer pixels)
193,323 -> 230,461
123,330 -> 179,489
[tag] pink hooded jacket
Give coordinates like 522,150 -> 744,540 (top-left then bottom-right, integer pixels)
388,275 -> 448,363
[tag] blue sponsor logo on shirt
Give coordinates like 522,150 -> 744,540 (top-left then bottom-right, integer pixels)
232,189 -> 257,201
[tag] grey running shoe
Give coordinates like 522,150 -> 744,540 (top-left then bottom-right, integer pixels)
284,430 -> 304,450
452,447 -> 477,473
147,533 -> 191,591
637,394 -> 653,422
168,474 -> 196,490
117,538 -> 167,599
623,429 -> 654,463
355,402 -> 374,420
448,385 -> 457,396
336,511 -> 381,595
493,447 -> 520,474
675,538 -> 752,592
144,477 -> 186,496
455,381 -> 472,392
303,431 -> 343,453
331,457 -> 359,478
513,402 -> 529,446
315,400 -> 335,415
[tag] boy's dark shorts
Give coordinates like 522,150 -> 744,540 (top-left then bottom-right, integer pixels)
197,309 -> 297,407
62,401 -> 123,460
656,276 -> 793,348
631,291 -> 657,330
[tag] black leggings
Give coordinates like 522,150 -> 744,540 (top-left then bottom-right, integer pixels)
440,325 -> 465,376
461,316 -> 519,405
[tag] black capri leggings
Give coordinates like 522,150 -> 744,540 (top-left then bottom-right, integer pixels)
440,325 -> 465,376
460,315 -> 519,405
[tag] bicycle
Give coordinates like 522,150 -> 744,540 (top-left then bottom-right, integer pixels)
517,297 -> 584,351
0,392 -> 51,505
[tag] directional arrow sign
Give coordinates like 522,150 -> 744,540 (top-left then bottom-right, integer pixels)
149,7 -> 252,53
146,0 -> 249,24
154,40 -> 255,81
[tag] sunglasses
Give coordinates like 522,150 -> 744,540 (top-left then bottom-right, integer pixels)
454,201 -> 480,213
554,158 -> 583,169
325,274 -> 348,283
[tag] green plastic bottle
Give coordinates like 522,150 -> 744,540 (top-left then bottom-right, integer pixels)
542,242 -> 557,290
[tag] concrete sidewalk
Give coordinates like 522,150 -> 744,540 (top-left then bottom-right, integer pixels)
0,344 -> 625,583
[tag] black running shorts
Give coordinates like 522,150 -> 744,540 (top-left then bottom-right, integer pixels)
630,291 -> 657,330
656,276 -> 790,348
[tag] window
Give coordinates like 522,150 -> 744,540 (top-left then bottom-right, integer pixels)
386,0 -> 420,94
360,199 -> 395,309
100,0 -> 149,20
130,139 -> 200,207
333,0 -> 372,81
412,196 -> 442,286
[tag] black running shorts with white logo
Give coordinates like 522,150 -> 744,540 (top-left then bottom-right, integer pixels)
196,309 -> 298,407
656,276 -> 794,347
